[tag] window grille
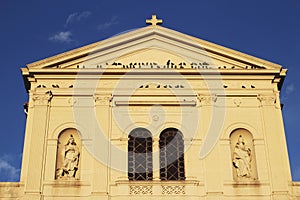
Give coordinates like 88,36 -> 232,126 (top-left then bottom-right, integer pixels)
159,128 -> 185,180
128,128 -> 153,180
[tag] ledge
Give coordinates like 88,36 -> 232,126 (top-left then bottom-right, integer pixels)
115,100 -> 196,106
224,180 -> 270,186
43,180 -> 90,187
116,180 -> 201,185
291,182 -> 300,186
0,182 -> 23,187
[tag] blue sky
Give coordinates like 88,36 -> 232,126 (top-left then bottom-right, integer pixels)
0,0 -> 300,181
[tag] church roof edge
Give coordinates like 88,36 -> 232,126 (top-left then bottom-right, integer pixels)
26,25 -> 283,71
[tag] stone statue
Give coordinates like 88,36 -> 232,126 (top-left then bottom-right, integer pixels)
57,135 -> 80,179
232,135 -> 252,178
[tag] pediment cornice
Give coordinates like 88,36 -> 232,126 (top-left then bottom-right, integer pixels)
26,26 -> 283,71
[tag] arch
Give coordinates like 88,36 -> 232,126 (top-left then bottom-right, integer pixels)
124,122 -> 151,137
157,122 -> 189,137
55,128 -> 81,180
50,122 -> 85,139
159,128 -> 185,180
230,128 -> 258,181
128,128 -> 153,181
223,122 -> 259,140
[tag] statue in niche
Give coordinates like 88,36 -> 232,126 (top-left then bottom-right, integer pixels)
57,135 -> 80,179
232,135 -> 252,178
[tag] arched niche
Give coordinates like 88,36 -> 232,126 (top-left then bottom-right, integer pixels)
222,122 -> 259,140
230,128 -> 258,181
55,128 -> 81,180
50,122 -> 84,139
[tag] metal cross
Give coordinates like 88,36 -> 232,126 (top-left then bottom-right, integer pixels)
146,15 -> 163,26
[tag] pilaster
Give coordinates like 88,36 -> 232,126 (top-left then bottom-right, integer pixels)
92,94 -> 111,194
258,94 -> 292,192
22,91 -> 52,198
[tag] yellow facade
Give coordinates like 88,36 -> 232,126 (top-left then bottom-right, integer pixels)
1,16 -> 300,199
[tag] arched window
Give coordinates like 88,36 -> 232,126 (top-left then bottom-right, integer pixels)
230,128 -> 257,181
128,128 -> 153,180
55,128 -> 81,180
159,128 -> 185,180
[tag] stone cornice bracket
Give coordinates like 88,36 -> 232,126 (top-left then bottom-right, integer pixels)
197,94 -> 217,106
94,94 -> 113,106
31,91 -> 53,106
257,94 -> 276,107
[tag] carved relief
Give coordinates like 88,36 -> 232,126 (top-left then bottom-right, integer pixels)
230,129 -> 257,181
56,129 -> 81,180
232,135 -> 252,177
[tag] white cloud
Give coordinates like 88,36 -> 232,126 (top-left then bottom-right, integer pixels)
97,16 -> 119,31
65,13 -> 78,27
49,31 -> 73,43
286,84 -> 295,95
65,11 -> 91,27
0,155 -> 20,181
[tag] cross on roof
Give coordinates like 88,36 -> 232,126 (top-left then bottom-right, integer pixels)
146,15 -> 163,26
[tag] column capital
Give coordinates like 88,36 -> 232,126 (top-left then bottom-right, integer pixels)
93,94 -> 112,106
257,94 -> 276,107
31,91 -> 53,106
197,94 -> 217,106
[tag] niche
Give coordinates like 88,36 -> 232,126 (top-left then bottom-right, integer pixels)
55,129 -> 81,180
230,129 -> 258,181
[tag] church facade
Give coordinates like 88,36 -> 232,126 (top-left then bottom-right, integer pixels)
1,15 -> 300,199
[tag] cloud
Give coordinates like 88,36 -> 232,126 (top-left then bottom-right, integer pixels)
0,155 -> 20,181
65,11 -> 91,27
49,31 -> 73,43
286,84 -> 295,95
97,16 -> 119,31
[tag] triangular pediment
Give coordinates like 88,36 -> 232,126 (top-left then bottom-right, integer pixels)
26,25 -> 282,71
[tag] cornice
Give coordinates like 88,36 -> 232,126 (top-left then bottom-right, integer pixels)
26,26 -> 153,69
26,25 -> 283,71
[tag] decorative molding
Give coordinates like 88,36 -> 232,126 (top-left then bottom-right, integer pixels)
162,185 -> 185,195
67,97 -> 78,107
31,92 -> 53,106
94,94 -> 112,106
197,94 -> 217,106
233,98 -> 242,107
257,95 -> 276,106
129,185 -> 152,195
152,115 -> 159,121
